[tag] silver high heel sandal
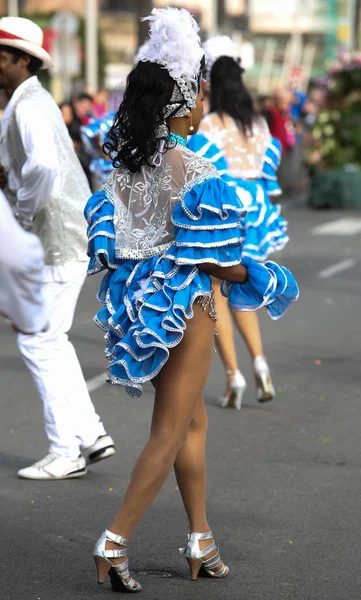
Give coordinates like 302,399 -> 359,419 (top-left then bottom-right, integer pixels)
219,369 -> 247,410
93,529 -> 142,593
179,531 -> 229,581
254,356 -> 275,403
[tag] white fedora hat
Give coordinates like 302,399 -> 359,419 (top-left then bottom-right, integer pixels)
0,17 -> 53,70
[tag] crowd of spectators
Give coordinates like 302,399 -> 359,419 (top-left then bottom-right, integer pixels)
59,91 -> 112,190
57,85 -> 324,197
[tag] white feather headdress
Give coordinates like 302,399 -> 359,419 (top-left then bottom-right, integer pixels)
137,8 -> 204,129
203,35 -> 240,82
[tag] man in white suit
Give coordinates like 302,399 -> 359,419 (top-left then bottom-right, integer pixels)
0,17 -> 115,479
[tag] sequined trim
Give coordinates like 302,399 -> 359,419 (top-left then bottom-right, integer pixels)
172,217 -> 239,231
195,284 -> 217,322
126,260 -> 146,288
87,229 -> 116,243
175,236 -> 244,248
114,241 -> 173,260
178,178 -> 246,222
88,215 -> 114,235
101,171 -> 115,201
86,196 -> 109,224
87,248 -> 118,275
178,172 -> 220,220
163,251 -> 241,267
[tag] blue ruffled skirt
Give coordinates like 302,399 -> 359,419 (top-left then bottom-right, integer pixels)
95,255 -> 213,397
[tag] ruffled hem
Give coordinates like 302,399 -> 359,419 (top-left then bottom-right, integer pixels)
94,253 -> 298,396
221,256 -> 299,320
237,182 -> 288,262
85,159 -> 295,396
95,255 -> 212,397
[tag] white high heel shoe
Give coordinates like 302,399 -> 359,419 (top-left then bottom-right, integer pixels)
219,370 -> 247,410
254,356 -> 275,403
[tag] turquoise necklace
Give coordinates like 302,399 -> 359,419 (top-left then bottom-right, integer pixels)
166,132 -> 187,147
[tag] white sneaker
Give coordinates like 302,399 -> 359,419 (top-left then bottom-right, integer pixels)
17,452 -> 87,480
81,434 -> 116,465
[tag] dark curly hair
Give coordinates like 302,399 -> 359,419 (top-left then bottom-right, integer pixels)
210,56 -> 258,135
104,61 -> 184,173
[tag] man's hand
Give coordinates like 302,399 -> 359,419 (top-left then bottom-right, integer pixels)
99,253 -> 115,272
0,164 -> 8,190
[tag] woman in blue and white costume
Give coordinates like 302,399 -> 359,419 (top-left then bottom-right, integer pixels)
81,112 -> 116,188
85,9 -> 298,593
189,38 -> 289,410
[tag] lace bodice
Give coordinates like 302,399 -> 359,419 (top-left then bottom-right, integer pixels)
198,113 -> 271,179
101,145 -> 217,260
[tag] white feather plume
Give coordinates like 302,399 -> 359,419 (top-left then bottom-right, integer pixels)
203,35 -> 239,70
138,8 -> 204,83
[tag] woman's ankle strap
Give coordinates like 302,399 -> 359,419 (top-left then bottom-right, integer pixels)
105,529 -> 129,546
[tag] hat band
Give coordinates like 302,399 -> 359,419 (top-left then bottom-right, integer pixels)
0,29 -> 36,45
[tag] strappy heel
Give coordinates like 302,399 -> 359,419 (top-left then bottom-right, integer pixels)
179,531 -> 229,581
254,356 -> 275,403
93,529 -> 142,593
219,369 -> 247,410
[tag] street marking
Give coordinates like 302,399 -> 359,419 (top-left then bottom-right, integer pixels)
86,372 -> 107,392
317,258 -> 357,279
312,218 -> 361,236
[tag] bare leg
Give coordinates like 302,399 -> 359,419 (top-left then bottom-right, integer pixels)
213,279 -> 272,404
106,304 -> 215,558
213,280 -> 240,397
174,395 -> 209,533
173,396 -> 225,572
232,310 -> 264,359
213,278 -> 264,365
230,294 -> 275,403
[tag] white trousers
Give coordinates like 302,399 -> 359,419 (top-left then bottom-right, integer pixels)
17,262 -> 106,459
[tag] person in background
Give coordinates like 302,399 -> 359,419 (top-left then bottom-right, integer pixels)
93,89 -> 109,119
73,92 -> 94,125
189,38 -> 289,409
81,111 -> 115,188
59,101 -> 92,186
268,88 -> 294,153
257,94 -> 273,129
0,16 -> 115,480
268,89 -> 296,193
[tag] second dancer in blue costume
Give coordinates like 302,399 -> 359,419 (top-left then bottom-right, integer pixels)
189,36 -> 290,409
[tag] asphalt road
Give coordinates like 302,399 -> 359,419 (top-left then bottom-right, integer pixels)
1,196 -> 361,600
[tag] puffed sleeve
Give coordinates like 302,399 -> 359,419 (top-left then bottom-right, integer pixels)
221,256 -> 299,320
84,188 -> 118,274
164,175 -> 247,266
164,176 -> 299,319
